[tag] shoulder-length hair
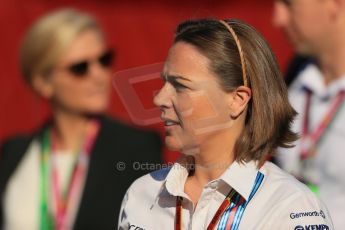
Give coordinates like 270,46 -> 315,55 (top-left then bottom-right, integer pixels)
174,18 -> 297,164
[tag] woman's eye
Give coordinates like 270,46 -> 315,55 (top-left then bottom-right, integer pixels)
173,81 -> 188,91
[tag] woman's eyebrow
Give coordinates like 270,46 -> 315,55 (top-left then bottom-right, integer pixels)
278,0 -> 291,6
160,72 -> 192,82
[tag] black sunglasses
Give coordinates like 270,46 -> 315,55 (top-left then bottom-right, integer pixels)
67,50 -> 114,77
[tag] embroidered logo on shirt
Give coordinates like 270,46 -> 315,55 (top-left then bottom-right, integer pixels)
128,223 -> 146,230
290,210 -> 326,219
294,226 -> 304,230
294,224 -> 329,230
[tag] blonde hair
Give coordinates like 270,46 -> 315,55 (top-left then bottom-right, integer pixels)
20,8 -> 102,84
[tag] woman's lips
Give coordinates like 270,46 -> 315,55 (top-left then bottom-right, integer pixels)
162,118 -> 180,131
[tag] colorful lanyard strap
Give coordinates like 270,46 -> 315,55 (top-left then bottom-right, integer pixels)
301,89 -> 345,160
175,171 -> 264,230
40,120 -> 99,230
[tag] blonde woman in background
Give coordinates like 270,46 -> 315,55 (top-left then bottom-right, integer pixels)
0,9 -> 161,230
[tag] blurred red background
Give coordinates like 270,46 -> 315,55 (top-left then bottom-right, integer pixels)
0,0 -> 293,163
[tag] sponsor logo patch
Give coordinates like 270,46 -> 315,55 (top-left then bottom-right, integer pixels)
128,223 -> 146,230
294,224 -> 329,230
290,210 -> 326,219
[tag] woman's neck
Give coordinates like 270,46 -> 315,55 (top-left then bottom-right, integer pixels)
51,108 -> 90,151
192,147 -> 234,186
183,140 -> 235,206
190,119 -> 244,181
183,129 -> 238,204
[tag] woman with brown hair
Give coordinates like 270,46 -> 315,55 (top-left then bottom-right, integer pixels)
118,19 -> 334,229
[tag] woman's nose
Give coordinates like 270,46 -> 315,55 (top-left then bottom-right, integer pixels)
153,83 -> 173,109
89,61 -> 110,79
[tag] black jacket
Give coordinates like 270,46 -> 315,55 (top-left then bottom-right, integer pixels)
0,116 -> 162,229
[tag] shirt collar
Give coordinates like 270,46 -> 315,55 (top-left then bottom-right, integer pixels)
293,63 -> 345,98
219,160 -> 262,201
157,160 -> 263,202
164,162 -> 190,198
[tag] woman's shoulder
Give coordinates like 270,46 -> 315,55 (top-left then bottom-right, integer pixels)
126,166 -> 172,196
260,162 -> 334,229
263,162 -> 321,202
122,166 -> 172,205
0,134 -> 33,163
0,134 -> 36,196
118,167 -> 172,222
118,166 -> 173,229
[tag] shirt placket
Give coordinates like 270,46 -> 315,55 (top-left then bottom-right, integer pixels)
186,181 -> 220,230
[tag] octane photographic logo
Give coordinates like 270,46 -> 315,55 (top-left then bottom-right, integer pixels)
112,63 -> 234,134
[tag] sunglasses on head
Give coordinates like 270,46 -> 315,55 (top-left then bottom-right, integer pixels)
67,49 -> 114,77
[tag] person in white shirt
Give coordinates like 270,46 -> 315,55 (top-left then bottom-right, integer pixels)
273,0 -> 345,228
118,18 -> 334,230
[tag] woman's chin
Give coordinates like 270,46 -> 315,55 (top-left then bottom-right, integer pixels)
181,147 -> 200,156
164,136 -> 183,152
165,136 -> 200,155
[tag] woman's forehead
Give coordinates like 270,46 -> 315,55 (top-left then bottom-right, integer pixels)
163,43 -> 213,81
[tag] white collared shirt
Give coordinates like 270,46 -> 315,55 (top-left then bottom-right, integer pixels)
277,64 -> 345,229
118,160 -> 333,230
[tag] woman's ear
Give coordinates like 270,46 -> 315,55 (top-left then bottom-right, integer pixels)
32,74 -> 54,99
229,86 -> 252,119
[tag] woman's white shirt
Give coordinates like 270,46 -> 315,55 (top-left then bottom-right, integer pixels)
118,160 -> 334,230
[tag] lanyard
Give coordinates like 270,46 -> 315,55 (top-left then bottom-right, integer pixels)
175,171 -> 264,230
301,89 -> 345,160
40,120 -> 99,230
